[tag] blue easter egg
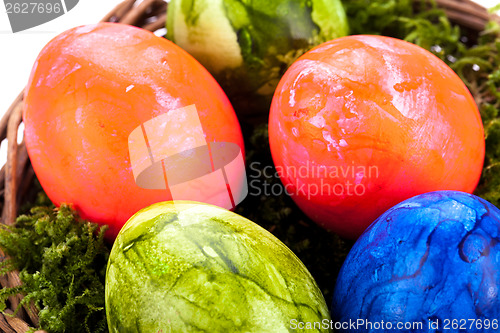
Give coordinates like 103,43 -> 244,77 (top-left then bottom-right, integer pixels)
332,191 -> 500,333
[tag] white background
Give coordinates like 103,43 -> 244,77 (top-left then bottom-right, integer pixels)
0,0 -> 124,165
0,0 -> 497,165
0,0 -> 124,114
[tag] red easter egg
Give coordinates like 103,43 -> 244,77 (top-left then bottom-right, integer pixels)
269,35 -> 485,239
23,23 -> 245,239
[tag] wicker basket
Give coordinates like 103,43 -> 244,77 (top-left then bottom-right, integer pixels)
0,0 -> 496,331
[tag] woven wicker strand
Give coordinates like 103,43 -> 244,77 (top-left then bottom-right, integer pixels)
0,0 -> 494,331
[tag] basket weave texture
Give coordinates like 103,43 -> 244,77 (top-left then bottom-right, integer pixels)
0,0 -> 495,331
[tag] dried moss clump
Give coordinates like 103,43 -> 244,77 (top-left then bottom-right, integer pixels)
0,203 -> 109,333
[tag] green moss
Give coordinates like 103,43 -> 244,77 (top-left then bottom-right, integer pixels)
0,203 -> 109,333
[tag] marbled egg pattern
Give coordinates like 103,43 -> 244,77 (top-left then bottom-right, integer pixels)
333,191 -> 500,333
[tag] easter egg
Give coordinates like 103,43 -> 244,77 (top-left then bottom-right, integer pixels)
105,201 -> 330,332
166,0 -> 349,122
332,191 -> 500,333
23,23 -> 245,239
268,35 -> 485,239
